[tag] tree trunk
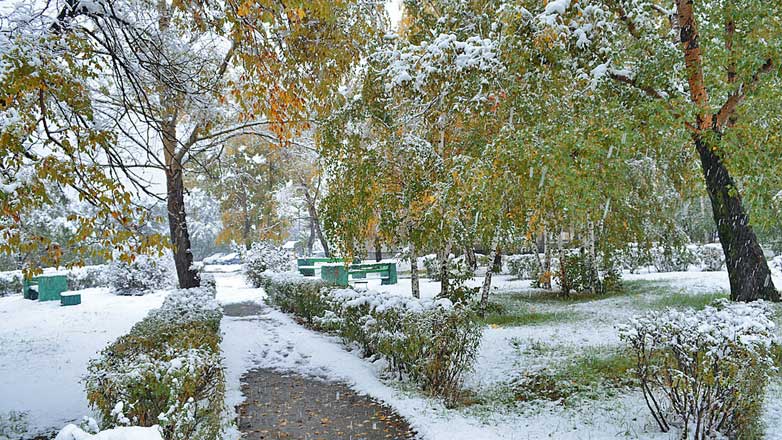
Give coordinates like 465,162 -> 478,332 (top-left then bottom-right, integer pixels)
557,227 -> 567,296
307,217 -> 316,256
439,241 -> 452,298
465,245 -> 477,271
588,218 -> 599,294
543,229 -> 552,289
374,236 -> 382,261
410,239 -> 420,299
241,184 -> 251,251
480,236 -> 500,310
695,138 -> 778,301
166,162 -> 200,289
492,247 -> 502,274
304,193 -> 330,257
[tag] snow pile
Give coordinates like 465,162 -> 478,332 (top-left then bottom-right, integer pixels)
84,285 -> 224,440
259,271 -> 481,404
619,300 -> 775,439
54,424 -> 163,440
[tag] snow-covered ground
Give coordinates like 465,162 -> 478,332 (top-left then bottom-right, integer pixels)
0,288 -> 165,437
217,264 -> 782,440
4,265 -> 781,439
219,266 -> 782,440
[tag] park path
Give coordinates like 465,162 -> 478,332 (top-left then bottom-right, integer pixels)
217,275 -> 416,440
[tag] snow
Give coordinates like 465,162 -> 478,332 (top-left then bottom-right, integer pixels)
0,287 -> 165,436
54,424 -> 163,440
544,0 -> 570,16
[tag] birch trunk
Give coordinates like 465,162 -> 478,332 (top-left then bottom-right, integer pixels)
410,239 -> 420,299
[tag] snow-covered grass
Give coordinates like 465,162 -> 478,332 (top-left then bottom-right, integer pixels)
0,287 -> 165,438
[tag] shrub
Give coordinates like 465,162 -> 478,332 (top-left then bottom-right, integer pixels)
243,241 -> 294,287
422,255 -> 474,290
695,244 -> 725,271
259,272 -> 482,405
555,251 -> 622,296
506,254 -> 540,280
650,245 -> 697,272
614,244 -> 652,274
0,272 -> 22,297
422,255 -> 439,279
619,300 -> 775,439
67,265 -> 108,290
437,284 -> 478,306
107,254 -> 174,295
85,286 -> 224,440
256,271 -> 329,323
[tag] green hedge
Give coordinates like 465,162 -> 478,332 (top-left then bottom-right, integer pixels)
258,271 -> 482,405
85,286 -> 224,440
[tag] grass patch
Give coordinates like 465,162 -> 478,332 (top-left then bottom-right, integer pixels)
481,310 -> 568,326
512,347 -> 636,404
479,300 -> 579,327
509,280 -> 660,305
473,345 -> 637,408
644,291 -> 728,311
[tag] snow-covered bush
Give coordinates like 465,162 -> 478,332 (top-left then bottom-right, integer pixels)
422,255 -> 474,285
259,272 -> 482,405
243,241 -> 294,287
85,285 -> 223,440
422,255 -> 440,279
693,244 -> 725,272
256,271 -> 329,323
619,300 -> 775,439
0,272 -> 22,296
555,251 -> 622,295
650,245 -> 697,272
614,244 -> 652,273
106,254 -> 174,295
506,254 -> 540,280
67,265 -> 108,290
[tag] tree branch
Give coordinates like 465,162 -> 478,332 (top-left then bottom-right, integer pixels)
714,58 -> 774,130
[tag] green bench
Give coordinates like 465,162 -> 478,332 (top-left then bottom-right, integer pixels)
23,275 -> 69,302
297,257 -> 360,276
320,262 -> 398,287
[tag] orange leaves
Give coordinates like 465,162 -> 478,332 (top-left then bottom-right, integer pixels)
236,1 -> 253,17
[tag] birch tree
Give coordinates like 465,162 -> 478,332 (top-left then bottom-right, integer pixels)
515,0 -> 782,301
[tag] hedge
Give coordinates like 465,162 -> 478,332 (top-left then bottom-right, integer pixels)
84,286 -> 224,440
257,271 -> 482,405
